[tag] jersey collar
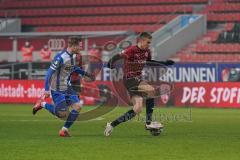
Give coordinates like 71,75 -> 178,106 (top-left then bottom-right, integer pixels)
65,49 -> 73,57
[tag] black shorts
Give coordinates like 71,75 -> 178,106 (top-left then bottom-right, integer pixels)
123,76 -> 143,97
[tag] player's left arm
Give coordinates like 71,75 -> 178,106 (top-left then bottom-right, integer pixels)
107,53 -> 125,69
107,47 -> 134,69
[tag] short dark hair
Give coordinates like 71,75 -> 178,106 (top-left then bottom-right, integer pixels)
139,32 -> 152,39
68,36 -> 82,47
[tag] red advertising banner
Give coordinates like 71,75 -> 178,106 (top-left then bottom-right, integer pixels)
0,80 -> 114,105
0,80 -> 44,103
173,82 -> 240,108
1,80 -> 240,108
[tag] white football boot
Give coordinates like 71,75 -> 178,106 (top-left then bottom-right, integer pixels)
145,121 -> 164,130
104,122 -> 114,137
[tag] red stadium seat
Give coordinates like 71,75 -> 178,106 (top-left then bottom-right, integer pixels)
21,15 -> 170,26
2,0 -> 208,9
36,24 -> 163,32
208,13 -> 240,22
2,0 -> 240,63
2,5 -> 192,18
0,0 -> 197,33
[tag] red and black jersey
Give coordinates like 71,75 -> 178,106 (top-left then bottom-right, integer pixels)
122,45 -> 151,78
71,53 -> 82,82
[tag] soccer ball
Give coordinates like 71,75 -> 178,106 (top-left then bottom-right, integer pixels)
149,128 -> 163,136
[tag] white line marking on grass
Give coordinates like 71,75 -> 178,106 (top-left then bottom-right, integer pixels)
0,119 -> 59,122
87,117 -> 105,122
0,117 -> 105,122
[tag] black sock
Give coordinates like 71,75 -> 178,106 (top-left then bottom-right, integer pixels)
111,109 -> 136,127
146,98 -> 154,125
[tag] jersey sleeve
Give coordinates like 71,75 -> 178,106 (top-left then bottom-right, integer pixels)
147,49 -> 152,61
50,56 -> 63,71
122,48 -> 134,60
44,68 -> 55,91
76,54 -> 82,67
72,66 -> 86,76
45,55 -> 63,91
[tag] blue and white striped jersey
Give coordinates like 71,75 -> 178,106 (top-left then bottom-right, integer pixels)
45,49 -> 85,91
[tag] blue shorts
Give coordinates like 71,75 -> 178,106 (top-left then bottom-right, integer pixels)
51,89 -> 80,112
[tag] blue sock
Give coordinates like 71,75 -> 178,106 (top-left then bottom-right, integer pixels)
64,109 -> 79,129
43,103 -> 55,115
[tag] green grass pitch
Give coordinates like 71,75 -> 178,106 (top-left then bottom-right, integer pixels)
0,104 -> 240,160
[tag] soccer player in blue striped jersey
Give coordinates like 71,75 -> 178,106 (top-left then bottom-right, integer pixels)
33,36 -> 94,137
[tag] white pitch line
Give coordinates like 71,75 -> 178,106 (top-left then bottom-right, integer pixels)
0,117 -> 105,122
87,117 -> 105,121
0,119 -> 59,122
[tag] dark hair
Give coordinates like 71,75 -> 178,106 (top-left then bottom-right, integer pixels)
139,32 -> 152,39
68,36 -> 82,47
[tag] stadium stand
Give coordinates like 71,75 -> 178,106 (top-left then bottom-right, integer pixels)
0,0 -> 197,32
1,0 -> 208,9
173,0 -> 240,62
0,0 -> 198,51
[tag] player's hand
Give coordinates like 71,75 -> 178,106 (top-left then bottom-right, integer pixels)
166,60 -> 175,65
43,91 -> 50,98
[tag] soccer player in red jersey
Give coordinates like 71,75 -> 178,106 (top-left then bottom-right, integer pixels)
70,52 -> 83,93
104,32 -> 174,136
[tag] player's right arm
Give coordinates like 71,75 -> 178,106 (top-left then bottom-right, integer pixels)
107,48 -> 133,68
44,56 -> 63,97
107,54 -> 123,68
44,68 -> 54,98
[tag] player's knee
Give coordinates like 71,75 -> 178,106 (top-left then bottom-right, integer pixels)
133,107 -> 142,114
56,111 -> 68,119
147,88 -> 155,98
133,104 -> 142,114
72,103 -> 82,112
55,101 -> 69,118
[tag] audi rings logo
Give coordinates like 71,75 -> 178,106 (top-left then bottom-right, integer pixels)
103,40 -> 132,52
48,39 -> 65,50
